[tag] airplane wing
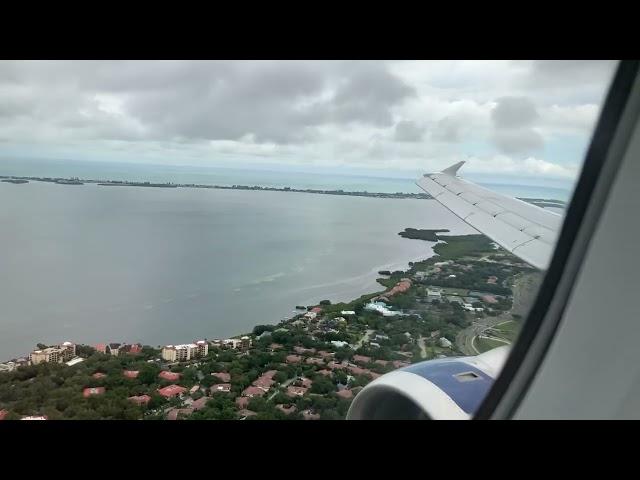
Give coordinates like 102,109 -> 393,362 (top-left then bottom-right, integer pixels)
416,161 -> 563,270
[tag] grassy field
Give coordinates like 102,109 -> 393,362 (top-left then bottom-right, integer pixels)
441,287 -> 469,296
491,320 -> 521,342
474,336 -> 510,353
433,234 -> 496,259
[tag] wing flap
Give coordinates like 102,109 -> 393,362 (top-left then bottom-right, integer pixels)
416,163 -> 563,270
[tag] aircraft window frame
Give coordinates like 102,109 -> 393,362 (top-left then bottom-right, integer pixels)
474,59 -> 640,420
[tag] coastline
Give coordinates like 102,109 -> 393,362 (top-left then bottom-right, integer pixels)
0,226 -> 533,420
0,174 -> 560,363
0,174 -> 432,200
0,238 -> 433,363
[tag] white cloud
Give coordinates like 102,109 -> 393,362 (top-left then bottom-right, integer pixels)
0,60 -> 618,184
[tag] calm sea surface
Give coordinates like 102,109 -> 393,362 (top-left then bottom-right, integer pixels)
0,180 -> 477,359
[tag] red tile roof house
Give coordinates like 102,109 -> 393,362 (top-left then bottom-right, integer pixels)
298,377 -> 313,389
482,294 -> 498,304
128,395 -> 151,406
336,389 -> 354,399
242,386 -> 267,397
276,404 -> 297,415
270,343 -> 284,351
83,387 -> 106,398
158,385 -> 187,398
129,343 -> 143,354
318,351 -> 334,359
191,397 -> 210,411
252,376 -> 275,390
302,409 -> 320,420
211,383 -> 232,394
95,343 -> 108,354
189,385 -> 200,395
306,357 -> 324,366
375,360 -> 389,366
287,386 -> 308,397
167,408 -> 194,420
347,366 -> 368,376
328,361 -> 347,370
158,371 -> 181,382
392,360 -> 410,369
310,307 -> 323,314
0,409 -> 8,420
123,370 -> 139,379
235,397 -> 250,409
317,369 -> 333,377
262,370 -> 278,379
353,355 -> 372,365
211,372 -> 231,383
286,355 -> 302,364
92,372 -> 107,379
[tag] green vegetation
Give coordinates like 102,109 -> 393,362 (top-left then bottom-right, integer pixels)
398,228 -> 450,242
0,347 -> 163,420
1,179 -> 29,184
433,234 -> 497,259
441,287 -> 469,296
475,336 -> 509,353
491,320 -> 521,342
0,226 -> 530,420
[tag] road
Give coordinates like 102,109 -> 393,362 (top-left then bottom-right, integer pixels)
455,270 -> 539,355
355,329 -> 375,349
456,314 -> 512,355
417,337 -> 427,359
268,376 -> 296,401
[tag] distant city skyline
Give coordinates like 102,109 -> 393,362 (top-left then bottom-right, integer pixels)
0,60 -> 617,188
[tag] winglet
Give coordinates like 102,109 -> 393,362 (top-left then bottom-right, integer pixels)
441,161 -> 465,177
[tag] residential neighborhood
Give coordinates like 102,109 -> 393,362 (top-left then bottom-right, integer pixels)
0,231 -> 532,420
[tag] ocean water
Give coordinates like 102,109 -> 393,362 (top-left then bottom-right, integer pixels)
0,158 -> 573,201
0,180 -> 478,360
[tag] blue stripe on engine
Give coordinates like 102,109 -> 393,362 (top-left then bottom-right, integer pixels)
402,360 -> 494,415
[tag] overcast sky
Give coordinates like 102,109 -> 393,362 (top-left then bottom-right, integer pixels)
0,60 -> 617,185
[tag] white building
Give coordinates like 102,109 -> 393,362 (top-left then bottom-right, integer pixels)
196,340 -> 209,357
29,342 -> 76,365
161,344 -> 198,362
222,337 -> 251,351
364,302 -> 401,317
0,362 -> 16,372
340,311 -> 356,316
439,337 -> 453,348
426,287 -> 442,297
65,357 -> 84,367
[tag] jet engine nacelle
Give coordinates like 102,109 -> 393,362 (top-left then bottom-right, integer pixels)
346,346 -> 510,420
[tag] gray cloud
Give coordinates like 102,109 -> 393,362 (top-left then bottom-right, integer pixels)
432,116 -> 461,143
394,120 -> 424,142
0,61 -> 415,145
491,96 -> 539,129
491,96 -> 543,155
492,129 -> 544,155
528,60 -> 617,87
0,60 -> 618,179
